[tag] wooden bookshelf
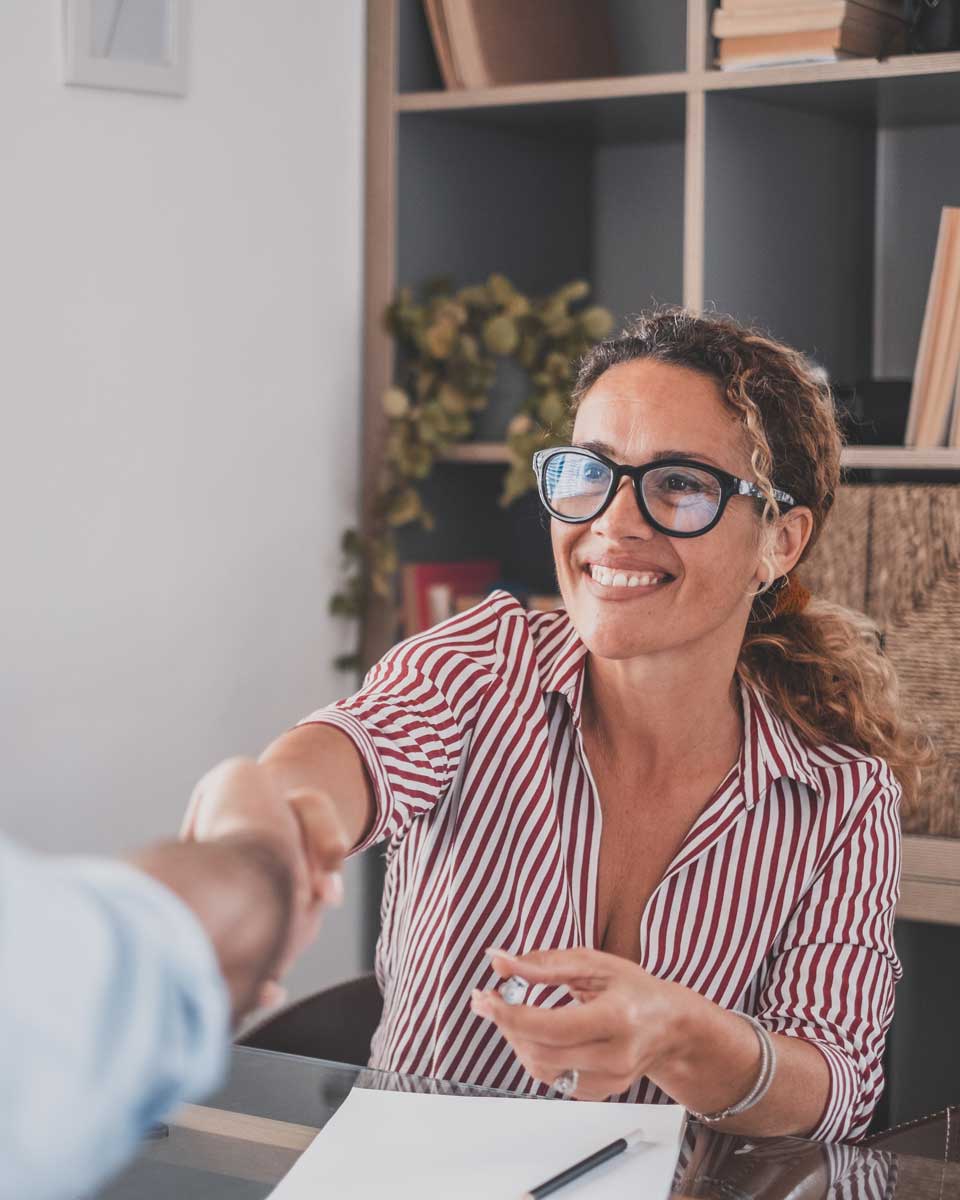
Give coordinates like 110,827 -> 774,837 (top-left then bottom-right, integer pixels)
362,2 -> 960,886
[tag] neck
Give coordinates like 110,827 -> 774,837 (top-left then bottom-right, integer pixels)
582,641 -> 743,782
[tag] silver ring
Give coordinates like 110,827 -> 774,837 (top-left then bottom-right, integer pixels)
552,1068 -> 579,1096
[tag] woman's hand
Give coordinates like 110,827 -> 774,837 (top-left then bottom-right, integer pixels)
181,758 -> 350,1007
471,946 -> 694,1101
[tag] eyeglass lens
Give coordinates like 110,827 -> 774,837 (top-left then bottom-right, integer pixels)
541,450 -> 723,533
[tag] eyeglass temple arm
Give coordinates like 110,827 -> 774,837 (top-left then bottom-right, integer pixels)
737,479 -> 796,507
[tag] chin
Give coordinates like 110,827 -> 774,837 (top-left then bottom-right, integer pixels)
567,603 -> 674,660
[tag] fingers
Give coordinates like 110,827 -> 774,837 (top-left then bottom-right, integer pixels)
488,946 -> 611,992
470,987 -> 610,1048
179,781 -> 202,840
288,789 -> 350,889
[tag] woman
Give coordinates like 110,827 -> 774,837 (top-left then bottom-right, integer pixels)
185,308 -> 927,1141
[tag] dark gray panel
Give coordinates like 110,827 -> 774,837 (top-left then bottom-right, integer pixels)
397,0 -> 443,92
397,114 -> 592,294
605,0 -> 686,75
592,137 -> 685,326
888,919 -> 960,1125
704,92 -> 875,385
395,465 -> 557,596
873,122 -> 960,377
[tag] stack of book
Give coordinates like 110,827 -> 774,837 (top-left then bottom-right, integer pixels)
906,206 -> 960,449
712,0 -> 907,70
422,0 -> 615,90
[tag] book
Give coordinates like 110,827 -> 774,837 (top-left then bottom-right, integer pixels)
949,363 -> 960,448
719,0 -> 902,14
401,560 -> 501,635
527,593 -> 564,611
437,0 -> 616,90
454,592 -> 563,615
422,0 -> 460,89
906,207 -> 960,448
713,2 -> 906,38
716,19 -> 903,67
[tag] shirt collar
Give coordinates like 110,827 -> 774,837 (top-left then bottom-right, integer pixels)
738,677 -> 824,806
537,610 -> 823,805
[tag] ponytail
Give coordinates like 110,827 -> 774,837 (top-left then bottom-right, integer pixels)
739,594 -> 932,814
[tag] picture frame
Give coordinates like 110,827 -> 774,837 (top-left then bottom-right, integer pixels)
62,0 -> 188,97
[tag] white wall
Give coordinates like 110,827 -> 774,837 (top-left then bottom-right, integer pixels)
0,1 -> 368,995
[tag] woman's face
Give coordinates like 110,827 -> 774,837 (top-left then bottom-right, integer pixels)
552,358 -> 774,662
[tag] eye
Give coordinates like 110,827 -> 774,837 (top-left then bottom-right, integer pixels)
662,472 -> 706,493
582,461 -> 606,482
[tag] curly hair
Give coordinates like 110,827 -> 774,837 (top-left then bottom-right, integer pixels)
571,306 -> 931,810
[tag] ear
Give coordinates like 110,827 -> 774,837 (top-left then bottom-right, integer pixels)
768,506 -> 814,580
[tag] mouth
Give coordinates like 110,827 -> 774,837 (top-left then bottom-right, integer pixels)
581,562 -> 675,595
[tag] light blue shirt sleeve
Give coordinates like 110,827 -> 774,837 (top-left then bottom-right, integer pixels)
0,833 -> 230,1200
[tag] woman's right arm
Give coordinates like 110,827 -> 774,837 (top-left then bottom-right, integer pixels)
182,724 -> 376,870
258,723 -> 377,853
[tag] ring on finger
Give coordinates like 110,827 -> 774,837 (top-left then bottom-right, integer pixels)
552,1068 -> 579,1096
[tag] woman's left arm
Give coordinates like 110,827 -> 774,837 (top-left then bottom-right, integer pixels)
473,774 -> 901,1141
472,948 -> 829,1137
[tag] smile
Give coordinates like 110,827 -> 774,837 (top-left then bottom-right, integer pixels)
584,563 -> 673,590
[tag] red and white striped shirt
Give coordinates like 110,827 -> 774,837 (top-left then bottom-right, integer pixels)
302,591 -> 902,1141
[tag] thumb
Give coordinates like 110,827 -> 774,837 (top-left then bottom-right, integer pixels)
288,789 -> 350,886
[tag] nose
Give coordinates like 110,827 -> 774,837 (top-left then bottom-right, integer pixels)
590,477 -> 656,540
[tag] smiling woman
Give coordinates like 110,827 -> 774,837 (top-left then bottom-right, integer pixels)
185,307 -> 932,1143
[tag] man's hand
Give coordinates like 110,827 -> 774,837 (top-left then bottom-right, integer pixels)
181,758 -> 351,1008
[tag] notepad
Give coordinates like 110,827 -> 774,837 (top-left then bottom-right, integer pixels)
268,1087 -> 686,1200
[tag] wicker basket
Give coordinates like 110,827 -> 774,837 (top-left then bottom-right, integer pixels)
801,485 -> 960,838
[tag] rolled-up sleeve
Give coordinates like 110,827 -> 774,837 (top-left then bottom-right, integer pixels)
755,774 -> 902,1142
0,835 -> 229,1200
299,640 -> 486,850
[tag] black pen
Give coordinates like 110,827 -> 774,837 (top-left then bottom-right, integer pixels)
520,1128 -> 653,1199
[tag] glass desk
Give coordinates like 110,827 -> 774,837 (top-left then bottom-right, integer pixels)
97,1046 -> 959,1199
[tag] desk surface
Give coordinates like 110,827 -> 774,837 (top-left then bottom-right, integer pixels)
96,1046 -> 958,1200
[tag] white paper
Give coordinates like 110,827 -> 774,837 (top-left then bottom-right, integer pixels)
269,1087 -> 686,1200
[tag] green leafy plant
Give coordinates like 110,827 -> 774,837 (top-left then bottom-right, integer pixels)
330,274 -> 614,670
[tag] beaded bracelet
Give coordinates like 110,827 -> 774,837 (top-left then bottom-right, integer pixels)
688,1013 -> 777,1124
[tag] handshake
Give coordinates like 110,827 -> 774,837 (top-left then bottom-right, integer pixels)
177,756 -> 353,1018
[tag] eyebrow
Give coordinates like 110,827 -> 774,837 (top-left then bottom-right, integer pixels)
573,439 -> 728,471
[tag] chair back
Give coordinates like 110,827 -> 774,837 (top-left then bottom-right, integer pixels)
238,973 -> 383,1067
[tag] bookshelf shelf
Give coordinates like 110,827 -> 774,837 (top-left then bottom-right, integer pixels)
439,442 -> 511,464
841,446 -> 960,471
396,49 -> 960,113
395,70 -> 690,113
439,444 -> 960,472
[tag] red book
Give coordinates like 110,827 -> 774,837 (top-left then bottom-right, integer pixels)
401,560 -> 501,635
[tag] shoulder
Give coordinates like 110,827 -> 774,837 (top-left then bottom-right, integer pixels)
804,741 -> 901,809
743,679 -> 901,820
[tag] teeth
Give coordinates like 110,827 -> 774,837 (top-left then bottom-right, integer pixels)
589,565 -> 664,589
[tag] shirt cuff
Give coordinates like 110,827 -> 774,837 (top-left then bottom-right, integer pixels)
297,708 -> 394,851
783,1033 -> 863,1142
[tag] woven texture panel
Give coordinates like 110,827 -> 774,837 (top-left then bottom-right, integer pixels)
802,486 -> 960,838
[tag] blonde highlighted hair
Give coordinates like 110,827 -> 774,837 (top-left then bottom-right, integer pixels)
571,306 -> 931,810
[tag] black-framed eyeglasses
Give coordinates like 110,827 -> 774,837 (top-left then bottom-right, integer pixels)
532,446 -> 796,538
